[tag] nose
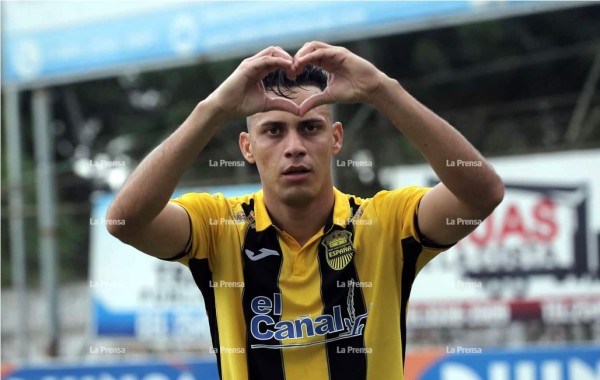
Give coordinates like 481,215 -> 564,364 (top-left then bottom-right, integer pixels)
283,130 -> 307,159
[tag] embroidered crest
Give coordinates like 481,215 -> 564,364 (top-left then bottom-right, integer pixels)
321,230 -> 355,271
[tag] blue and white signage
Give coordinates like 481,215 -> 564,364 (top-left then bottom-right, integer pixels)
2,1 -> 558,86
418,345 -> 600,380
2,358 -> 219,380
89,184 -> 260,340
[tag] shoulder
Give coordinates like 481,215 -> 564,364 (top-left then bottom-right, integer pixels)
172,191 -> 259,205
373,186 -> 430,201
170,191 -> 260,220
370,186 -> 431,228
334,186 -> 429,212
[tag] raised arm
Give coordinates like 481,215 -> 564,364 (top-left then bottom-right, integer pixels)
106,46 -> 298,258
293,41 -> 504,246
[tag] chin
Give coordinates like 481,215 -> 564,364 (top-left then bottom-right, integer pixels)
279,185 -> 318,207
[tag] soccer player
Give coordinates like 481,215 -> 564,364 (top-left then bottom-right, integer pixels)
107,41 -> 504,379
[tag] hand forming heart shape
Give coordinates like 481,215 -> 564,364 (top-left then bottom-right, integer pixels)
215,41 -> 383,118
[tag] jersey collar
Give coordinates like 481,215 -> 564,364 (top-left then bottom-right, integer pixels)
254,187 -> 352,232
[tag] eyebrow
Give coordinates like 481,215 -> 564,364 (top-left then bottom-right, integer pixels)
258,120 -> 285,129
258,118 -> 325,129
299,118 -> 325,127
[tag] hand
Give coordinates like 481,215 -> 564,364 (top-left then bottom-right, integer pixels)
293,41 -> 390,116
208,46 -> 300,117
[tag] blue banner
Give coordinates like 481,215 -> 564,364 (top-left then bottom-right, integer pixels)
3,345 -> 598,380
3,1 -> 538,86
414,345 -> 600,380
2,358 -> 219,380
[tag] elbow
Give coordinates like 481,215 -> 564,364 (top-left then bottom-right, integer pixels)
105,203 -> 146,247
105,204 -> 131,243
485,174 -> 505,212
106,220 -> 125,241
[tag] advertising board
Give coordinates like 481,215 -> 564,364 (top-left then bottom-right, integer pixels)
89,184 -> 261,340
380,150 -> 600,328
3,345 -> 598,380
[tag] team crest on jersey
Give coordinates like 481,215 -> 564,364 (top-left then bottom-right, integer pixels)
234,209 -> 255,225
234,210 -> 247,223
322,230 -> 355,271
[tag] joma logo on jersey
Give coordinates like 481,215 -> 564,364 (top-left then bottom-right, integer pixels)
250,291 -> 368,349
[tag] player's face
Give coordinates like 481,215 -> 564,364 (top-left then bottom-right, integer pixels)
241,86 -> 343,206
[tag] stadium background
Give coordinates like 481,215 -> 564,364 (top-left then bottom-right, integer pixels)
1,1 -> 599,379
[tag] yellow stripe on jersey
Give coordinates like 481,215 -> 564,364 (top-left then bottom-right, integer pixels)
168,187 -> 453,380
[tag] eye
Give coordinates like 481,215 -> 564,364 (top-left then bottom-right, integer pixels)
302,124 -> 319,133
266,126 -> 281,136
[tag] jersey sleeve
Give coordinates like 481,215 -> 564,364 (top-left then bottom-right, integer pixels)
165,192 -> 225,266
373,186 -> 454,273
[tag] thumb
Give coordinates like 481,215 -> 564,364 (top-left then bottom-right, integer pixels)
298,92 -> 334,116
264,96 -> 300,115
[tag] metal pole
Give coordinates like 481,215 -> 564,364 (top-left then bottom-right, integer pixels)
32,89 -> 60,356
4,88 -> 29,361
565,48 -> 600,144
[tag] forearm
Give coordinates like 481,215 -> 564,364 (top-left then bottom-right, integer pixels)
107,98 -> 228,229
373,79 -> 503,209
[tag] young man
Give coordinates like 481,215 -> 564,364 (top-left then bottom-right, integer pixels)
107,41 -> 504,380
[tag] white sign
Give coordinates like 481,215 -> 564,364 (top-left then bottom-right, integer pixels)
89,184 -> 261,339
381,150 -> 600,326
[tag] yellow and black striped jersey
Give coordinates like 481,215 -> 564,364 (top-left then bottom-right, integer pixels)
168,186 -> 452,380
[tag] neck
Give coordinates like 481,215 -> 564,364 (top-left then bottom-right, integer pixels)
263,187 -> 335,247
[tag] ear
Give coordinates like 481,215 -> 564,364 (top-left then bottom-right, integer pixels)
239,132 -> 256,164
332,122 -> 343,155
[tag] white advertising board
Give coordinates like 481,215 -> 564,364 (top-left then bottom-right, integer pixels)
380,150 -> 600,328
89,184 -> 261,339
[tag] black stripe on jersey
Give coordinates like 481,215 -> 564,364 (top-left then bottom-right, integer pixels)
413,210 -> 454,249
317,198 -> 368,380
160,207 -> 193,261
241,200 -> 286,380
188,258 -> 222,379
399,236 -> 422,367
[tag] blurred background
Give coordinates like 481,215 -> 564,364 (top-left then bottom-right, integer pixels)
1,1 -> 599,379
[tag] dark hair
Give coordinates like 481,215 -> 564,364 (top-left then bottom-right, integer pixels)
262,65 -> 327,98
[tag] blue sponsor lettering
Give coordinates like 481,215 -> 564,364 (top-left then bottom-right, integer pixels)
294,315 -> 315,338
251,315 -> 275,340
250,294 -> 347,342
249,293 -> 369,348
314,314 -> 336,335
251,293 -> 281,315
251,296 -> 271,314
273,320 -> 294,340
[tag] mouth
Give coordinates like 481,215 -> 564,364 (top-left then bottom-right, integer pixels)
282,165 -> 311,181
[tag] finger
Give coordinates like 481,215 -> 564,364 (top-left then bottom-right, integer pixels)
250,45 -> 294,61
247,56 -> 294,80
298,92 -> 334,116
294,49 -> 341,73
247,46 -> 294,77
264,96 -> 300,115
293,42 -> 333,75
248,48 -> 296,80
294,41 -> 333,60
